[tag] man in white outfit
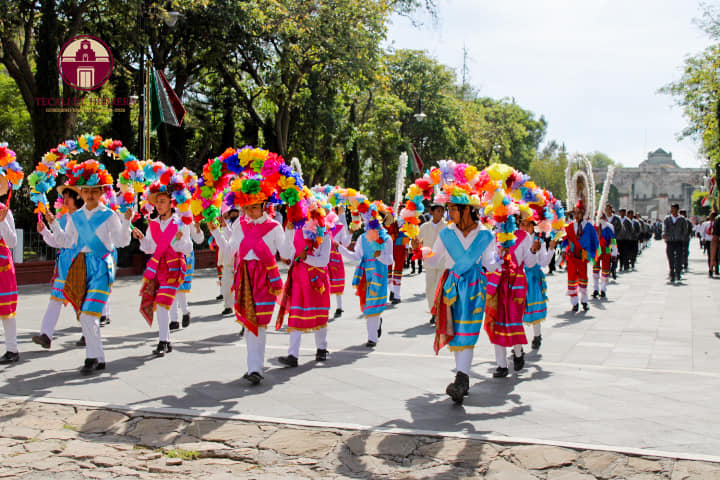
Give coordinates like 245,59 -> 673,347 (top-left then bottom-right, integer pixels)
417,204 -> 447,324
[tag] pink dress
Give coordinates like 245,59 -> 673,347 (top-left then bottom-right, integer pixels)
0,237 -> 17,320
328,224 -> 346,295
484,230 -> 529,348
277,229 -> 331,332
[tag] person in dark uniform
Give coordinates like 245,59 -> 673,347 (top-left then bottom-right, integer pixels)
679,210 -> 691,272
664,204 -> 685,283
607,204 -> 622,279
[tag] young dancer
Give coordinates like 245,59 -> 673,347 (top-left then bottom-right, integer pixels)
328,206 -> 351,318
170,222 -> 204,330
564,202 -> 599,312
592,213 -> 617,299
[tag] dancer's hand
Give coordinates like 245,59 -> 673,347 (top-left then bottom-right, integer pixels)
44,211 -> 56,224
195,223 -> 202,233
0,206 -> 7,222
124,209 -> 133,221
374,250 -> 381,258
132,228 -> 144,240
175,231 -> 183,241
411,239 -> 422,250
37,221 -> 45,233
549,240 -> 557,249
531,239 -> 541,253
207,222 -> 218,231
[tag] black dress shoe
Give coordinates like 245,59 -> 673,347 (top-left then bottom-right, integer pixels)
279,355 -> 298,367
0,351 -> 19,364
572,304 -> 579,313
531,335 -> 542,350
152,341 -> 166,357
216,294 -> 224,301
32,333 -> 52,349
81,358 -> 98,374
165,342 -> 173,353
592,290 -> 599,298
365,340 -> 377,348
239,327 -> 245,337
513,350 -> 525,371
333,308 -> 343,318
243,371 -> 263,385
582,302 -> 589,312
169,321 -> 180,331
99,316 -> 111,327
430,315 -> 436,325
391,298 -> 401,304
96,362 -> 106,371
600,291 -> 606,298
315,349 -> 328,361
377,318 -> 382,338
182,313 -> 190,328
445,371 -> 469,404
221,307 -> 233,316
76,336 -> 86,347
493,367 -> 509,378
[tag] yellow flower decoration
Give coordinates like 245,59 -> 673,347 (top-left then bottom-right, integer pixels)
486,163 -> 513,182
465,165 -> 478,182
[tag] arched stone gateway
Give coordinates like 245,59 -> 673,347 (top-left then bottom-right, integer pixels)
593,148 -> 708,218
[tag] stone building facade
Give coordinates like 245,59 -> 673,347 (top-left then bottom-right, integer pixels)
593,148 -> 707,219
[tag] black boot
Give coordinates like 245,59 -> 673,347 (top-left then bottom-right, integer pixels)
80,358 -> 98,374
429,315 -> 436,325
165,342 -> 173,353
32,333 -> 52,349
181,313 -> 190,328
216,293 -> 223,301
493,367 -> 509,378
0,351 -> 19,364
152,341 -> 166,357
582,302 -> 589,312
377,318 -> 382,338
531,335 -> 542,350
388,292 -> 395,303
239,327 -> 245,337
365,340 -> 377,348
333,308 -> 343,318
600,291 -> 606,298
513,349 -> 525,371
99,316 -> 111,326
592,290 -> 599,298
75,336 -> 86,347
243,371 -> 263,385
572,304 -> 579,313
169,321 -> 180,331
221,307 -> 233,316
279,354 -> 299,367
445,371 -> 470,404
315,349 -> 328,361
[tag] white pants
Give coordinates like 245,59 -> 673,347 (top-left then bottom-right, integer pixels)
390,283 -> 401,298
494,344 -> 523,369
176,291 -> 189,314
335,294 -> 343,311
79,314 -> 104,362
246,327 -> 267,375
570,288 -> 588,306
41,299 -> 64,338
425,268 -> 444,311
2,318 -> 18,353
592,271 -> 600,292
222,262 -> 234,309
454,348 -> 473,375
532,323 -> 541,337
366,315 -> 381,343
157,307 -> 171,342
288,327 -> 328,357
102,300 -> 110,317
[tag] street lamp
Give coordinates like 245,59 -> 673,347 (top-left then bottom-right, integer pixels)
413,99 -> 426,122
164,11 -> 182,27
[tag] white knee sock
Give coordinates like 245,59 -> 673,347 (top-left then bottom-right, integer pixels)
494,344 -> 508,368
532,323 -> 541,337
512,344 -> 523,356
157,308 -> 171,342
592,272 -> 600,291
2,318 -> 18,353
169,298 -> 178,325
79,314 -> 104,362
335,294 -> 343,311
454,349 -> 473,375
102,300 -> 110,317
177,291 -> 189,315
288,330 -> 302,357
366,316 -> 380,343
579,288 -> 588,303
41,299 -> 63,338
315,327 -> 328,350
246,328 -> 267,374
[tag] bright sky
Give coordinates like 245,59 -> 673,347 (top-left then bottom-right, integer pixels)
386,0 -> 711,168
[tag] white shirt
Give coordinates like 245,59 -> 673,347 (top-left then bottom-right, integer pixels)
332,224 -> 352,247
190,225 -> 205,244
139,215 -> 193,256
701,220 -> 713,241
279,229 -> 332,268
50,204 -> 131,252
418,219 -> 447,259
670,214 -> 679,224
338,232 -> 394,266
530,242 -> 554,268
423,223 -> 501,272
513,232 -> 538,268
211,213 -> 284,261
0,210 -> 16,249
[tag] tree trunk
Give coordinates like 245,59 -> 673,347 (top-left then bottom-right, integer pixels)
109,71 -> 135,153
345,103 -> 360,188
221,94 -> 235,147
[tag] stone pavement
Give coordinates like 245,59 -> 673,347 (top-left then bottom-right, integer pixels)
2,240 -> 720,465
1,398 -> 720,479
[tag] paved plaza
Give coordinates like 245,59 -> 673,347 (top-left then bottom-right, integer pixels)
2,240 -> 720,461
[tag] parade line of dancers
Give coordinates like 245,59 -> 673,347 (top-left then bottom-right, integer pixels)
0,142 -> 661,404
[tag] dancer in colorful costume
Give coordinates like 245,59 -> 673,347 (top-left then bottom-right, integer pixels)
339,200 -> 394,348
404,161 -> 505,404
386,214 -> 407,304
134,165 -> 193,356
276,192 -> 332,366
208,178 -> 285,385
592,214 -> 617,299
33,188 -> 84,349
564,201 -> 599,312
0,144 -> 22,364
47,160 -> 133,373
520,213 -> 557,351
418,204 -> 447,324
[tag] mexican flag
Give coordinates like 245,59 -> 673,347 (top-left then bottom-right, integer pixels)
150,68 -> 186,130
406,144 -> 424,176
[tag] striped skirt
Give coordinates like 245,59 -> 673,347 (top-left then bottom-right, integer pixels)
523,265 -> 547,325
327,245 -> 345,295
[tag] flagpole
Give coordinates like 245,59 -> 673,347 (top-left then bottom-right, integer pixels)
145,60 -> 151,161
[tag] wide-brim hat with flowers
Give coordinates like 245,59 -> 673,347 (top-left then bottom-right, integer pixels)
0,143 -> 24,197
57,159 -> 113,195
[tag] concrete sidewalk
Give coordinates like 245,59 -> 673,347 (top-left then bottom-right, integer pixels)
2,240 -> 719,459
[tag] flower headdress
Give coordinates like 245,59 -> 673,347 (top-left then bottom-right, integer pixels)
140,162 -> 194,225
0,143 -> 24,199
59,159 -> 114,194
